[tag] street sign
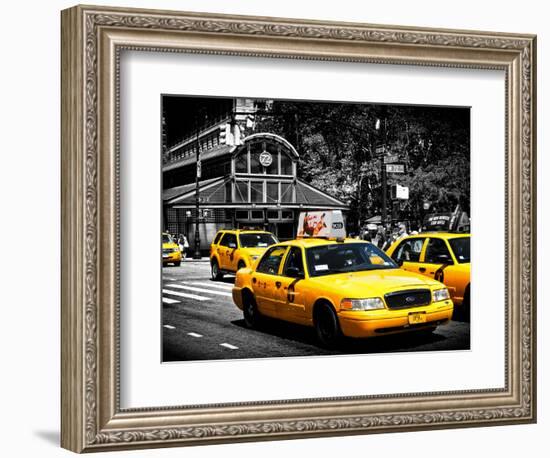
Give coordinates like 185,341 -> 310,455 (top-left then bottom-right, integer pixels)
391,184 -> 409,200
383,154 -> 399,164
375,145 -> 385,155
385,163 -> 405,173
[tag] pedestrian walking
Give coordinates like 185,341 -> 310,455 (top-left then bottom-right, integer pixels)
177,234 -> 190,258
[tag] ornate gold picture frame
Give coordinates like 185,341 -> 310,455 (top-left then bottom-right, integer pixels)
61,4 -> 536,452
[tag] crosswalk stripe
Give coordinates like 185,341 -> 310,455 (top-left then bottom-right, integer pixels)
163,325 -> 176,330
188,281 -> 234,291
220,343 -> 239,350
166,284 -> 232,297
162,297 -> 180,304
162,289 -> 209,301
187,332 -> 203,338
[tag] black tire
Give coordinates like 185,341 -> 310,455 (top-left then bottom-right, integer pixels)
173,261 -> 181,267
211,259 -> 224,281
237,260 -> 246,271
453,287 -> 470,322
314,304 -> 342,348
461,288 -> 471,322
243,292 -> 261,328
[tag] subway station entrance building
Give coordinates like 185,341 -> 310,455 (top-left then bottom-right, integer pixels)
163,132 -> 348,250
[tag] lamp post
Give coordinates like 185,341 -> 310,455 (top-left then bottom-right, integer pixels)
192,115 -> 203,259
376,111 -> 388,227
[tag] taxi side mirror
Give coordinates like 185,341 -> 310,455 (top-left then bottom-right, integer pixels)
286,267 -> 304,279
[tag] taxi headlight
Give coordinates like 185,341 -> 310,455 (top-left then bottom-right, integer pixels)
432,288 -> 450,302
341,298 -> 385,311
172,247 -> 180,253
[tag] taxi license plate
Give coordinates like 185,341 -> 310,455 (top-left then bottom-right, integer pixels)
408,312 -> 427,325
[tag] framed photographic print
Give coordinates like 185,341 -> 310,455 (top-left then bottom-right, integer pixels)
61,4 -> 536,453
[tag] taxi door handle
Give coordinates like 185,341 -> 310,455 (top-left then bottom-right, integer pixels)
419,267 -> 426,273
275,281 -> 282,288
252,277 -> 256,284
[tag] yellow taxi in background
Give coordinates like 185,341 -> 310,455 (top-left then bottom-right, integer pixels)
210,229 -> 278,280
386,233 -> 470,319
162,232 -> 182,267
232,237 -> 454,347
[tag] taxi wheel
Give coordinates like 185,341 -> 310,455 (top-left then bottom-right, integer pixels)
243,293 -> 261,328
174,261 -> 181,267
453,287 -> 470,322
462,288 -> 471,322
211,260 -> 223,281
314,304 -> 342,348
237,261 -> 246,270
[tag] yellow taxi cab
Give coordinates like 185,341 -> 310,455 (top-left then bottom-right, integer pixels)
232,212 -> 453,347
386,232 -> 470,319
210,229 -> 278,280
162,232 -> 182,267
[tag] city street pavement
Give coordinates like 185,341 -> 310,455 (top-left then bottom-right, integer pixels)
162,260 -> 470,362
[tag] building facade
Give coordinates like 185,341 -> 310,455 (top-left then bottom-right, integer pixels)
162,98 -> 348,251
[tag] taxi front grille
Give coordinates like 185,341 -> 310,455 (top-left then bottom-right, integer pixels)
384,289 -> 431,309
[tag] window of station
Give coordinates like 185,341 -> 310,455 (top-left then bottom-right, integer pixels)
250,181 -> 264,202
250,143 -> 263,174
266,182 -> 279,203
235,210 -> 249,220
265,144 -> 279,175
250,210 -> 264,220
235,181 -> 249,202
235,151 -> 248,173
280,151 -> 293,175
234,140 -> 296,176
267,210 -> 280,220
280,182 -> 294,203
281,210 -> 293,220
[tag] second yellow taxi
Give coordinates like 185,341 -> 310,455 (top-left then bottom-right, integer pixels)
386,232 -> 470,319
162,232 -> 182,267
232,236 -> 454,348
210,229 -> 278,280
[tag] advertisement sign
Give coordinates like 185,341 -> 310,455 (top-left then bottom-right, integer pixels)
297,210 -> 346,239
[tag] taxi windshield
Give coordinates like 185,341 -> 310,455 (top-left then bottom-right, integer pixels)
306,242 -> 397,277
448,237 -> 470,263
239,233 -> 278,248
162,234 -> 173,244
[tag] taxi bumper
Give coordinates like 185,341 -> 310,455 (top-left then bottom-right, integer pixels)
232,286 -> 244,310
338,300 -> 454,338
162,251 -> 182,263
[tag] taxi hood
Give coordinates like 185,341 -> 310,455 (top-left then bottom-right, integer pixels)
309,268 -> 441,297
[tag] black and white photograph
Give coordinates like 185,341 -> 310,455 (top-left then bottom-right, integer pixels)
161,96 -> 471,362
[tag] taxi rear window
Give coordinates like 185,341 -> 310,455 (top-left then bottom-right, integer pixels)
213,232 -> 223,245
239,233 -> 278,248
